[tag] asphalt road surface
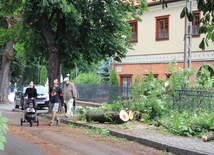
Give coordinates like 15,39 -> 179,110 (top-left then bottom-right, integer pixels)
0,95 -> 169,155
0,104 -> 49,155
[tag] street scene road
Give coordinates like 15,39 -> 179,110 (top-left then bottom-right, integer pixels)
0,94 -> 168,155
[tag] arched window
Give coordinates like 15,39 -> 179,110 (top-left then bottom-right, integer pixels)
196,65 -> 214,78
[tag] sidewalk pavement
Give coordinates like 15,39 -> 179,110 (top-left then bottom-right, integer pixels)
40,113 -> 214,155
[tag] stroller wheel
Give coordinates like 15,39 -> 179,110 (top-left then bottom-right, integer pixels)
30,120 -> 33,127
37,118 -> 39,126
20,118 -> 23,126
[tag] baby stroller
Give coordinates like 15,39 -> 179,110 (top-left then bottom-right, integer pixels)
20,99 -> 39,127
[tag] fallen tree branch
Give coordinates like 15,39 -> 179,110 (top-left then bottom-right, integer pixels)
155,120 -> 170,129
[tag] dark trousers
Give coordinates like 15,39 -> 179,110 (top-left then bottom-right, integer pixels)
73,100 -> 76,110
64,103 -> 67,113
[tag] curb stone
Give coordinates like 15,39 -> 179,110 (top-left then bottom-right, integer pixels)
40,114 -> 214,155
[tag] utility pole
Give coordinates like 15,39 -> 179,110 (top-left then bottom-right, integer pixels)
184,0 -> 193,69
183,0 -> 193,85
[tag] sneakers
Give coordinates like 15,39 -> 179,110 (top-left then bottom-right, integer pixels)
56,119 -> 60,125
49,120 -> 60,126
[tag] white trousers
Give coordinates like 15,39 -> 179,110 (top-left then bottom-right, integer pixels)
65,98 -> 74,116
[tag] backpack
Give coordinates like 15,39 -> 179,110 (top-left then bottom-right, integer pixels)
71,82 -> 79,99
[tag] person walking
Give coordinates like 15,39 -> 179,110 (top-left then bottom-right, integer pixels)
14,82 -> 17,93
49,79 -> 64,126
63,77 -> 77,118
24,81 -> 37,100
24,81 -> 37,109
8,82 -> 11,95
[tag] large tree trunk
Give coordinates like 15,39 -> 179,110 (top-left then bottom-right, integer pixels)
0,17 -> 16,104
0,41 -> 15,103
86,111 -> 129,124
40,13 -> 61,88
48,46 -> 60,87
41,12 -> 63,113
42,27 -> 62,113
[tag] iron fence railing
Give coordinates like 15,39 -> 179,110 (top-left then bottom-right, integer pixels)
76,85 -> 214,111
76,84 -> 131,103
172,88 -> 214,111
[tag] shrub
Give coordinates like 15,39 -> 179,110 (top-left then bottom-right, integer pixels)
39,65 -> 47,85
108,69 -> 119,85
97,58 -> 110,83
73,72 -> 102,85
108,69 -> 120,103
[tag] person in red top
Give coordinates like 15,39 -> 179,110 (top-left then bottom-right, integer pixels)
49,79 -> 64,126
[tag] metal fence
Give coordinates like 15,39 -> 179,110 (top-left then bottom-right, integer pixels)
76,84 -> 131,103
172,88 -> 214,111
76,85 -> 214,111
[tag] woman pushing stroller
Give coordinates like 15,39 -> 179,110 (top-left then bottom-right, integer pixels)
24,81 -> 37,108
21,81 -> 38,127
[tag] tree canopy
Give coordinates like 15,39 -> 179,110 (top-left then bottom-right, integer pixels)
5,0 -> 147,85
0,0 -> 213,87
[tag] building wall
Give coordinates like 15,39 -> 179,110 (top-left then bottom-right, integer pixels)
114,0 -> 214,86
115,61 -> 214,85
127,0 -> 214,56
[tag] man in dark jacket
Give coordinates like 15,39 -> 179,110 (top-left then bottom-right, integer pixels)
49,79 -> 64,126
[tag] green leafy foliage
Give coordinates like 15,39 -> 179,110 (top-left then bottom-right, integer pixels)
76,61 -> 214,138
76,105 -> 93,121
84,127 -> 110,136
160,110 -> 214,138
39,65 -> 47,86
193,65 -> 214,89
108,69 -> 120,103
103,113 -> 113,122
108,69 -> 119,86
0,112 -> 8,151
97,58 -> 110,83
73,72 -> 102,85
197,0 -> 214,50
95,101 -> 125,113
166,60 -> 194,93
13,0 -> 148,84
73,63 -> 214,139
65,61 -> 99,81
130,72 -> 168,121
